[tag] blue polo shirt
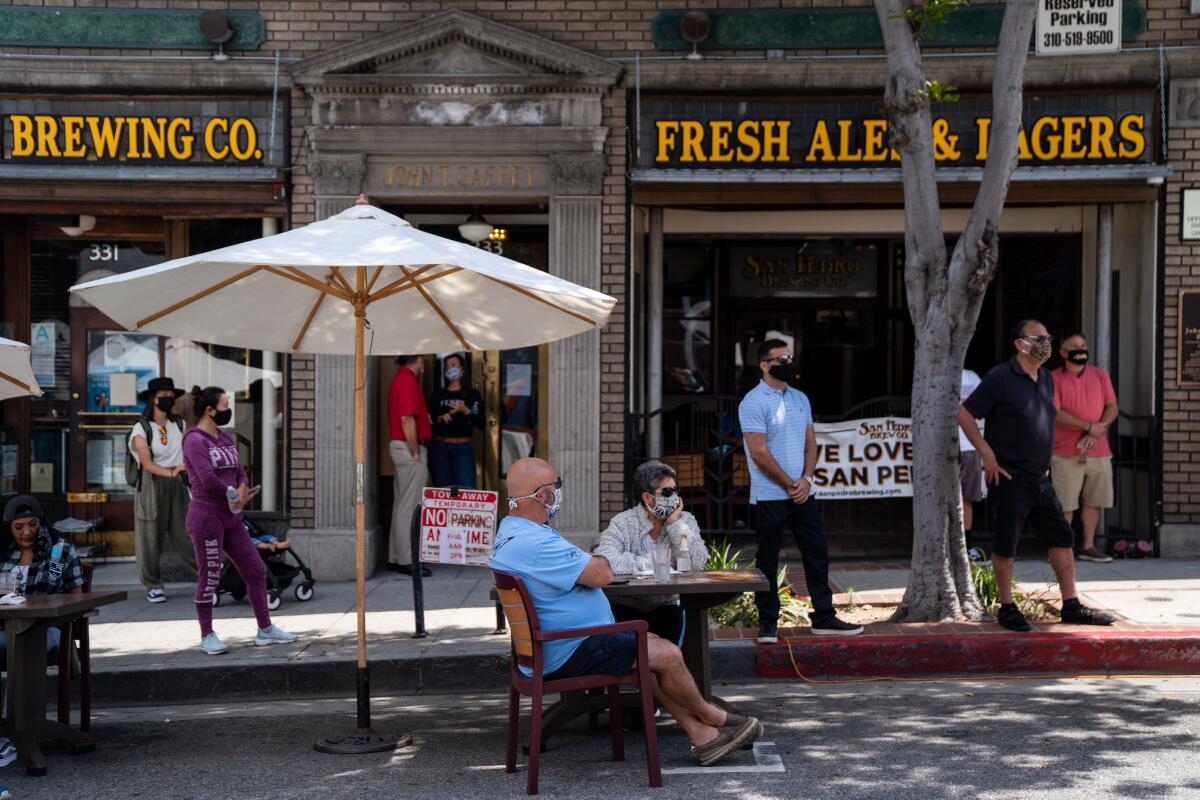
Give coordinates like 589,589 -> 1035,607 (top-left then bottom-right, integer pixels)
490,515 -> 615,676
738,380 -> 814,503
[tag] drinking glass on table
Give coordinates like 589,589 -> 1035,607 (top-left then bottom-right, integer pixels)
0,570 -> 17,596
652,540 -> 671,583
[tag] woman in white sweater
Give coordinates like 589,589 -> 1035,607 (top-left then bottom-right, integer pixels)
595,460 -> 709,646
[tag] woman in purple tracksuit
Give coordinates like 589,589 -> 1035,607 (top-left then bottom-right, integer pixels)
182,385 -> 297,655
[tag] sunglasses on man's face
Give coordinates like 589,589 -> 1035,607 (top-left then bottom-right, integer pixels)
1022,335 -> 1052,344
536,477 -> 563,493
762,353 -> 794,365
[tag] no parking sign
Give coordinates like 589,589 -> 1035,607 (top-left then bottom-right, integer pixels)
418,487 -> 498,566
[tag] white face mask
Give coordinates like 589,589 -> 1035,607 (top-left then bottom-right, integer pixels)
647,492 -> 681,521
507,486 -> 562,521
444,366 -> 463,381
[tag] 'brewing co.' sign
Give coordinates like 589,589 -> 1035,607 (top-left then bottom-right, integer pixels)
1,96 -> 279,167
639,92 -> 1153,169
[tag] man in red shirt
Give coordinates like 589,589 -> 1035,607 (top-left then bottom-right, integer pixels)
388,355 -> 432,576
1050,333 -> 1119,563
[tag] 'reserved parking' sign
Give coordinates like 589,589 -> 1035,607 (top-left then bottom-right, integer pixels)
1037,0 -> 1121,56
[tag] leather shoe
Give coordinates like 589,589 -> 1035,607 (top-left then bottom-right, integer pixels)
397,564 -> 432,578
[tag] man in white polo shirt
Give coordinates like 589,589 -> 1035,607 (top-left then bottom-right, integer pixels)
738,339 -> 863,644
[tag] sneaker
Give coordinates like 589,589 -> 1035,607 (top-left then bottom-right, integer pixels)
0,737 -> 16,768
693,716 -> 763,767
1077,547 -> 1113,563
810,616 -> 865,636
255,624 -> 299,646
147,588 -> 167,604
199,632 -> 229,656
756,622 -> 778,644
0,786 -> 11,800
997,605 -> 1031,633
1061,603 -> 1117,626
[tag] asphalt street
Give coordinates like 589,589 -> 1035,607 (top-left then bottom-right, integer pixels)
5,677 -> 1199,800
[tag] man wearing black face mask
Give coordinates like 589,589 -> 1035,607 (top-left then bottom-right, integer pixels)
738,339 -> 862,643
958,320 -> 1116,632
1050,332 -> 1118,563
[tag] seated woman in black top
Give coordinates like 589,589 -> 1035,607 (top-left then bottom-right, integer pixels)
428,353 -> 484,488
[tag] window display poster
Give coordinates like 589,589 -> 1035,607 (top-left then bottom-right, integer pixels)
109,372 -> 137,408
87,369 -> 154,413
30,322 -> 57,388
505,363 -> 532,397
30,463 -> 53,494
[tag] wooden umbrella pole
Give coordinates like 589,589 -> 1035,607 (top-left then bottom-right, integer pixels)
354,266 -> 370,731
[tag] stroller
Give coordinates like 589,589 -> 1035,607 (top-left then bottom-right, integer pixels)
213,519 -> 316,611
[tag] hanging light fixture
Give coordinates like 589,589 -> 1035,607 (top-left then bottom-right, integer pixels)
457,207 -> 493,244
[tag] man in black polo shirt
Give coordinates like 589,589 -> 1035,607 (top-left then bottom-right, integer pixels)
957,319 -> 1116,632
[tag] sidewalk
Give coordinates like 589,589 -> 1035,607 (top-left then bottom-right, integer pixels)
79,557 -> 1200,705
753,558 -> 1200,680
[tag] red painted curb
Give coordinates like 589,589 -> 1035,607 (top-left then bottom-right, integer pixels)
756,630 -> 1200,679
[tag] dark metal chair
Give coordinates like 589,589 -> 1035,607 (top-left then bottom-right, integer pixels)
492,570 -> 662,795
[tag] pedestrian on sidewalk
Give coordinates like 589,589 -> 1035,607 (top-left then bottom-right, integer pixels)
1050,332 -> 1118,563
595,460 -> 709,646
128,376 -> 195,604
428,353 -> 483,489
491,457 -> 762,767
959,368 -> 986,535
387,355 -> 432,577
737,338 -> 863,644
182,386 -> 296,655
957,320 -> 1117,633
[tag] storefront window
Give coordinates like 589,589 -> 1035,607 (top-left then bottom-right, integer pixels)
663,244 -> 713,395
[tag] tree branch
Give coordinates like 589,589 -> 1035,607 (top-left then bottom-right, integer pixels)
874,0 -> 946,330
947,0 -> 1038,318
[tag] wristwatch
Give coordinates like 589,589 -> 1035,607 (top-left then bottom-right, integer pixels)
801,475 -> 815,485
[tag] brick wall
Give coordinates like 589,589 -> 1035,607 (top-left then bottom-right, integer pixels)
1162,126 -> 1200,527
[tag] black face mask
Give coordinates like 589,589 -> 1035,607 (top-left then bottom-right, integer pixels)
212,409 -> 233,427
1066,349 -> 1089,365
768,363 -> 797,383
155,396 -> 175,413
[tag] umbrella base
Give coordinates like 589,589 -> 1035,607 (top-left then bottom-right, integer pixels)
314,731 -> 413,755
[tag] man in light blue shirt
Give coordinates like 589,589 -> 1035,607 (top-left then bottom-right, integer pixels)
738,339 -> 862,644
491,457 -> 762,766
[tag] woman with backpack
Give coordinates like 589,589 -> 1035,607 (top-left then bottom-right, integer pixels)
128,376 -> 195,604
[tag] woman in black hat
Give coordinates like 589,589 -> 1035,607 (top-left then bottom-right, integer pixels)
128,377 -> 195,604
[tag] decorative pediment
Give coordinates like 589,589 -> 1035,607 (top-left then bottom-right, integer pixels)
291,10 -> 622,92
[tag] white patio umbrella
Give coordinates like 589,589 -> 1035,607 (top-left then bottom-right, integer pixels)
70,199 -> 616,751
0,337 -> 43,401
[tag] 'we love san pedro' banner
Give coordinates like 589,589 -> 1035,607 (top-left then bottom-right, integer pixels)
810,417 -> 913,500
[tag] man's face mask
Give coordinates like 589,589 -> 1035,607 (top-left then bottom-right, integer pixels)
1019,335 -> 1052,364
507,478 -> 563,521
765,353 -> 797,383
1066,348 -> 1089,366
645,486 -> 681,520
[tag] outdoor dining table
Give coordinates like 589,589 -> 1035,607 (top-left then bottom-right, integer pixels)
1,590 -> 127,775
530,568 -> 767,751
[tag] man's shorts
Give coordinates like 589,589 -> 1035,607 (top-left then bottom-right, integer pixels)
989,473 -> 1075,558
959,450 -> 985,503
1050,455 -> 1114,513
544,631 -> 636,681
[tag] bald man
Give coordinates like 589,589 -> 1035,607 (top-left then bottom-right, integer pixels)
490,458 -> 762,767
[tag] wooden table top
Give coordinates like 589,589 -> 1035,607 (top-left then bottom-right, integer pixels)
602,569 -> 767,597
0,591 -> 127,620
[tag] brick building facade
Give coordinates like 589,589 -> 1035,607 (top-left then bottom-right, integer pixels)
1,1 -> 1198,572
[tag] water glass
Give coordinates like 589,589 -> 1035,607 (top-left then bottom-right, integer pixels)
0,571 -> 16,596
652,541 -> 671,583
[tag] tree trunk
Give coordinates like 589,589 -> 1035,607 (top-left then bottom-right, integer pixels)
875,0 -> 1038,622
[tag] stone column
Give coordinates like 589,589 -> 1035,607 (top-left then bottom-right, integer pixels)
287,155 -> 382,580
548,154 -> 606,544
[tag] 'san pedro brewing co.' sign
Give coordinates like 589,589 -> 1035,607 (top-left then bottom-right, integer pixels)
639,93 -> 1153,169
1,97 -> 277,167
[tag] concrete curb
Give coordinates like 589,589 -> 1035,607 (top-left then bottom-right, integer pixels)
756,629 -> 1200,680
88,641 -> 760,706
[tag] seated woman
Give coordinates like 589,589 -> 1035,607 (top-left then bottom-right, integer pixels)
0,495 -> 85,666
595,460 -> 709,646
